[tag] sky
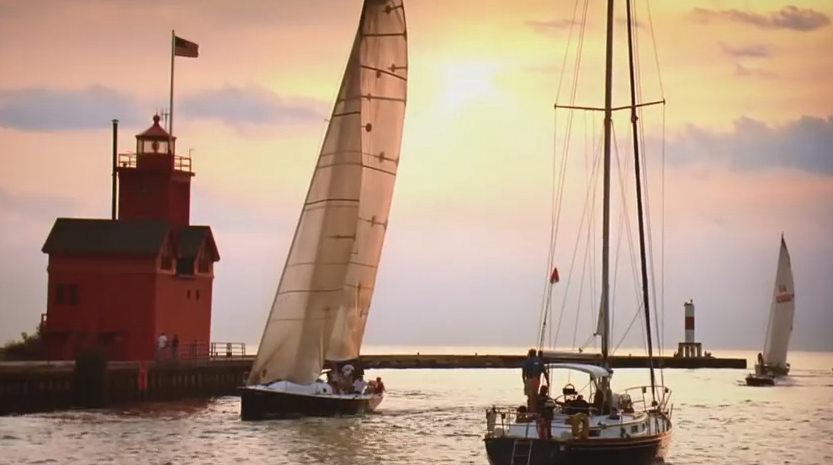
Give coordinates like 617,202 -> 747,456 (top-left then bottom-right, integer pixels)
0,0 -> 831,355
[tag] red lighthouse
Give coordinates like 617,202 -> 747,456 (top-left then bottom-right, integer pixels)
40,115 -> 220,361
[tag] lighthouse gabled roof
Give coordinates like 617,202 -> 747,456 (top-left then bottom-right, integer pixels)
41,218 -> 219,261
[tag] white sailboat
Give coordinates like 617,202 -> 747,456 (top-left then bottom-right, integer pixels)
483,0 -> 673,463
239,0 -> 408,421
746,235 -> 795,386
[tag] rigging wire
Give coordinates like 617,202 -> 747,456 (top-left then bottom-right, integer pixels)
552,122 -> 602,348
636,0 -> 669,388
539,0 -> 669,370
570,114 -> 603,350
536,0 -> 584,348
538,0 -> 590,350
646,0 -> 668,373
610,121 -> 648,355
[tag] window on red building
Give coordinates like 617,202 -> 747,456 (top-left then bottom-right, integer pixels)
69,285 -> 79,305
55,283 -> 66,305
177,258 -> 194,276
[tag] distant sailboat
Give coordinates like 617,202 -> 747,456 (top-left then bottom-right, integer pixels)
239,0 -> 408,420
745,235 -> 795,387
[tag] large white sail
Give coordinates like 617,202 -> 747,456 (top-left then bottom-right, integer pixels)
247,0 -> 408,386
762,235 -> 795,369
325,0 -> 408,362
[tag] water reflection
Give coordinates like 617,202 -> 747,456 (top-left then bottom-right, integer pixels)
1,351 -> 832,465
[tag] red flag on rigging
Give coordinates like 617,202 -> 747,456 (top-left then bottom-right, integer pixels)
549,267 -> 560,284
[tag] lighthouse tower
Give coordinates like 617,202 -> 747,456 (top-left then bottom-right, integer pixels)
684,300 -> 695,344
677,299 -> 703,358
40,114 -> 221,361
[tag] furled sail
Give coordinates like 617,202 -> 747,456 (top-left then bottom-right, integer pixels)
247,0 -> 408,386
762,235 -> 795,369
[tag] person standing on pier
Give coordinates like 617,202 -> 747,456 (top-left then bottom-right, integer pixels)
171,335 -> 179,360
157,333 -> 168,360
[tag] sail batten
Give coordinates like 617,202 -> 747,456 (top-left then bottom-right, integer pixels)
247,0 -> 408,386
762,237 -> 795,369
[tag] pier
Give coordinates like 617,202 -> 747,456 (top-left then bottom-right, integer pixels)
0,349 -> 746,416
359,353 -> 747,370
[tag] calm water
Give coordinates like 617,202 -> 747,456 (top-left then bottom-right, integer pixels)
1,349 -> 831,465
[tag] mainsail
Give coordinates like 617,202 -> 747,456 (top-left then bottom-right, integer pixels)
247,0 -> 408,386
762,235 -> 795,369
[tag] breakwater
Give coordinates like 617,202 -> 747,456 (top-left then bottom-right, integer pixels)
0,351 -> 746,416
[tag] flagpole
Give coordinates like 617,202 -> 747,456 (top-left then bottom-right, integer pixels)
168,29 -> 175,154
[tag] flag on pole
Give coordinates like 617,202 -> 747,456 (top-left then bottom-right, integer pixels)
174,35 -> 199,58
549,267 -> 560,284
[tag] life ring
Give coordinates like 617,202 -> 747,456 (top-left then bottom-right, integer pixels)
570,413 -> 590,439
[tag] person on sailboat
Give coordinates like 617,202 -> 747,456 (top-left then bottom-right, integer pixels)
352,375 -> 368,394
522,349 -> 549,412
340,364 -> 356,392
592,379 -> 613,415
536,385 -> 556,439
372,377 -> 386,394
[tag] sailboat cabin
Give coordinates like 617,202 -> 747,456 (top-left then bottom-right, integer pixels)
39,115 -> 220,361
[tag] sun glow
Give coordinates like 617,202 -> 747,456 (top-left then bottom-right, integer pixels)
437,60 -> 501,113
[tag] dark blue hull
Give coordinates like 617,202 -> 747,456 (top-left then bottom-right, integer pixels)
484,433 -> 670,465
745,375 -> 775,387
239,386 -> 383,421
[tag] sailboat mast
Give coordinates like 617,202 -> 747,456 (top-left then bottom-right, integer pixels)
599,0 -> 616,367
625,0 -> 658,402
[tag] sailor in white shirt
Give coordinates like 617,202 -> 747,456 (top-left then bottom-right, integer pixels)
352,375 -> 368,394
157,333 -> 168,359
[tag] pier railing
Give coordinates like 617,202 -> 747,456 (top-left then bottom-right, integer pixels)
117,152 -> 193,173
621,385 -> 673,417
154,341 -> 248,363
484,384 -> 674,438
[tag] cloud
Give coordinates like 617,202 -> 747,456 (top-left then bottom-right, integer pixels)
180,85 -> 327,127
0,187 -> 82,224
526,15 -> 645,36
0,86 -> 144,132
190,186 -> 296,234
719,42 -> 772,59
717,42 -> 775,78
732,62 -> 777,80
0,85 -> 327,132
661,112 -> 833,174
525,19 -> 579,35
615,17 -> 646,29
691,6 -> 831,32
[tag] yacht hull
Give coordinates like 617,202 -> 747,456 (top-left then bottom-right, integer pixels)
745,375 -> 775,387
239,386 -> 383,421
484,432 -> 670,465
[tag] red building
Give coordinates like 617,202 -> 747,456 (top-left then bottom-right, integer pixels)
41,115 -> 220,361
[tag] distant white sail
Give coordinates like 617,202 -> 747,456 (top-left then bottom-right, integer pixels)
762,235 -> 795,369
247,0 -> 408,386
